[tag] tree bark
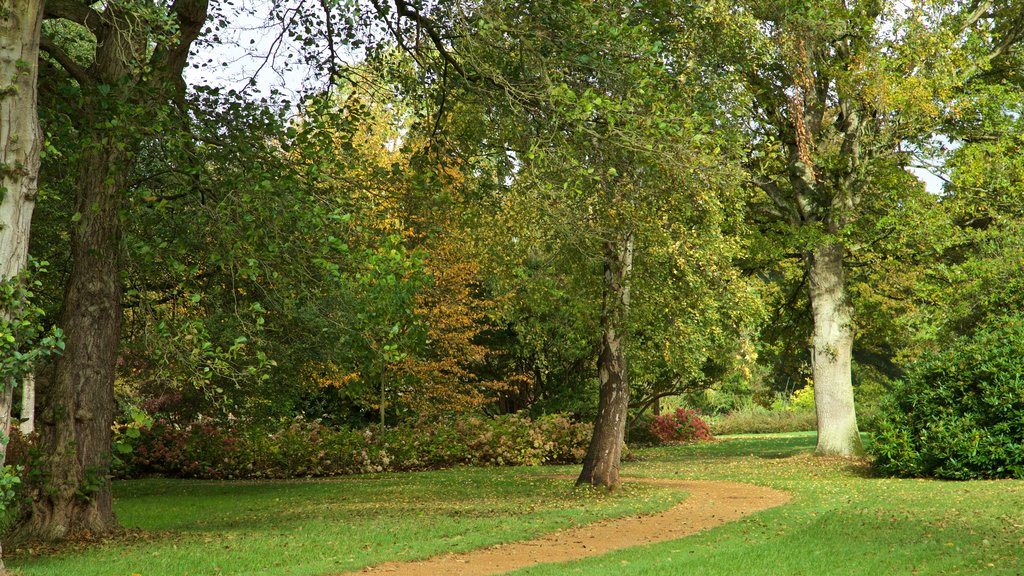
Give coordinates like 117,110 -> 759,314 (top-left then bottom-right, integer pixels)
807,242 -> 863,456
19,140 -> 126,540
0,0 -> 44,567
0,0 -> 41,285
18,372 -> 34,434
14,0 -> 209,542
577,234 -> 633,488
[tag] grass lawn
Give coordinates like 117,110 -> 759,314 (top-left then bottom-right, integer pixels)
510,433 -> 1024,576
8,433 -> 1024,575
5,467 -> 684,575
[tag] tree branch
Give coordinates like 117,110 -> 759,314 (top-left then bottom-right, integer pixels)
391,0 -> 467,78
958,1 -> 994,36
42,0 -> 103,34
318,0 -> 341,85
751,175 -> 800,226
150,0 -> 209,108
39,34 -> 94,88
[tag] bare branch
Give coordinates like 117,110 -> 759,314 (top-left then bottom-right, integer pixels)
318,0 -> 341,85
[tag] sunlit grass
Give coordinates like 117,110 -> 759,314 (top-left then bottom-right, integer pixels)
6,467 -> 684,576
512,432 -> 1024,575
9,433 -> 1024,575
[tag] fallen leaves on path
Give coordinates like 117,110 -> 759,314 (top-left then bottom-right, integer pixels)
338,478 -> 791,576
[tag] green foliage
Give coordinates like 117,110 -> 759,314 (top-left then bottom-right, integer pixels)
0,260 -> 64,383
710,405 -> 817,436
786,385 -> 815,412
873,316 -> 1024,479
0,464 -> 21,508
114,412 -> 592,480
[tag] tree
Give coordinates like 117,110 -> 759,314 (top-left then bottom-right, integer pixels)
0,0 -> 42,303
19,0 -> 208,540
424,0 -> 759,487
0,0 -> 45,567
730,0 -> 1024,455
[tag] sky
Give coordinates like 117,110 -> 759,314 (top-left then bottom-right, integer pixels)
184,0 -> 327,102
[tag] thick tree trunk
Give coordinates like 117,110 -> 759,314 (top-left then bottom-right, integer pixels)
14,0 -> 208,542
577,235 -> 633,488
807,243 -> 863,456
0,0 -> 44,567
0,0 -> 41,285
18,142 -> 125,540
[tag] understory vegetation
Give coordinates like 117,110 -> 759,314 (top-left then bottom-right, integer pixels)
112,412 -> 593,479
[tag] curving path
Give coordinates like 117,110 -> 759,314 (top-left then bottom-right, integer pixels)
341,478 -> 791,576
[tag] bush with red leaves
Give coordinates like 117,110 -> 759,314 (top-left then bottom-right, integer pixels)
648,408 -> 713,444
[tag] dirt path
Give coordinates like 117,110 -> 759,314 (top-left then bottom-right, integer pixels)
341,478 -> 791,576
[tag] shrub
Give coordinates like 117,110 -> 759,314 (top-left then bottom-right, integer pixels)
787,386 -> 815,412
648,408 -> 713,444
872,317 -> 1024,480
710,405 -> 817,435
626,413 -> 661,446
115,411 -> 593,480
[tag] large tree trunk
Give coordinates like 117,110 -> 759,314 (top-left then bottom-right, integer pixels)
0,0 -> 44,567
19,141 -> 125,540
577,235 -> 633,488
807,242 -> 863,456
0,0 -> 41,284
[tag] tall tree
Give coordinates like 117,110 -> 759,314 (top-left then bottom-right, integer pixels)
0,0 -> 44,566
731,0 -> 1024,455
0,0 -> 42,290
440,0 -> 757,487
18,0 -> 208,540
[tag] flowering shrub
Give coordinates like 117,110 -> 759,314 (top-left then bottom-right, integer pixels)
126,418 -> 240,478
648,408 -> 713,444
115,412 -> 593,480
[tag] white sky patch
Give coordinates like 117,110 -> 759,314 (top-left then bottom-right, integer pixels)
907,166 -> 946,195
184,0 -> 329,101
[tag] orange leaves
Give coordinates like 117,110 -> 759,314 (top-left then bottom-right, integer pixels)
304,362 -> 361,390
394,237 -> 507,415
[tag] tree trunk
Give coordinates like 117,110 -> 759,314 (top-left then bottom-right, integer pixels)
18,141 -> 125,540
577,235 -> 633,488
19,372 -> 34,434
0,0 -> 44,567
807,242 -> 862,456
0,0 -> 41,285
14,0 -> 208,542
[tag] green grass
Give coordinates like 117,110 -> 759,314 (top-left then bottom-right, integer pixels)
6,467 -> 684,576
9,433 -> 1024,575
511,432 -> 1024,575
